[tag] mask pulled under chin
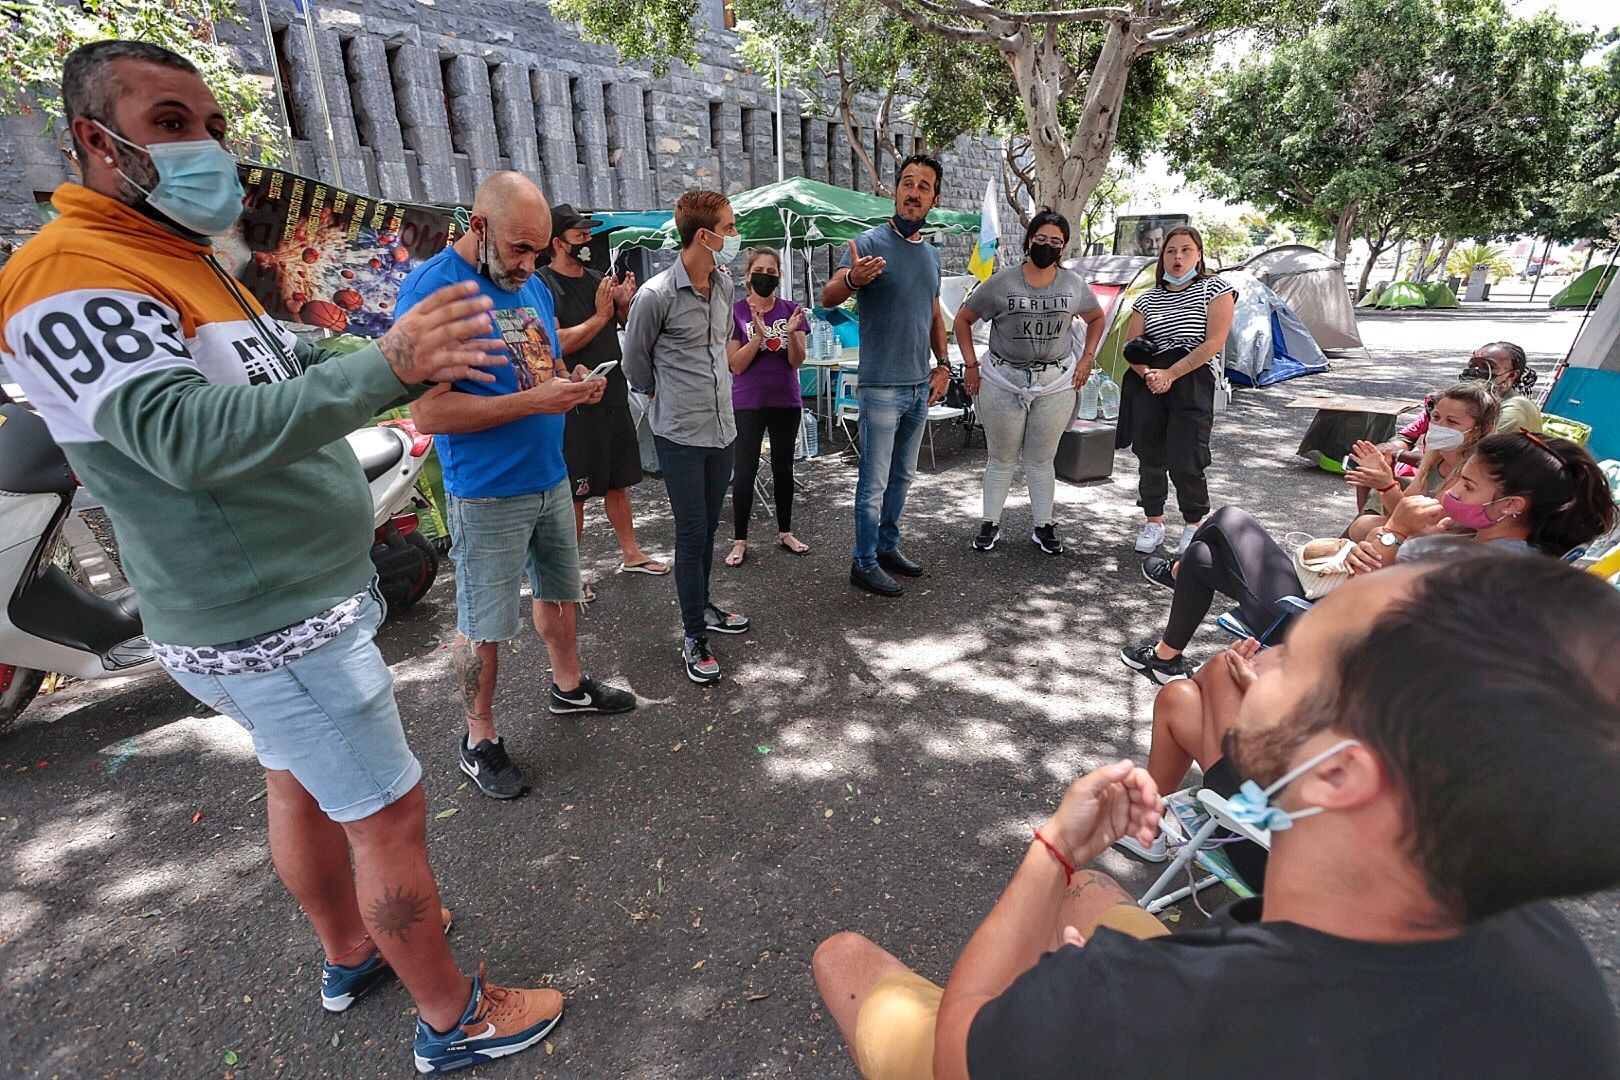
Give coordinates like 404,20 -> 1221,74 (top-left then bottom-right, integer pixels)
1225,738 -> 1362,832
892,214 -> 926,239
1162,267 -> 1199,286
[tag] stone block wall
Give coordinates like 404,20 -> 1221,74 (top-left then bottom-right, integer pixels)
0,0 -> 1026,276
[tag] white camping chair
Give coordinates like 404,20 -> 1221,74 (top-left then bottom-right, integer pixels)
1138,788 -> 1269,914
835,366 -> 861,456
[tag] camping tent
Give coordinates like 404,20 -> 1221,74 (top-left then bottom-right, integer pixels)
1548,265 -> 1616,310
1089,266 -> 1329,388
1067,254 -> 1155,318
1545,268 -> 1620,460
1218,269 -> 1331,387
1242,244 -> 1362,351
608,177 -> 980,252
1365,280 -> 1459,309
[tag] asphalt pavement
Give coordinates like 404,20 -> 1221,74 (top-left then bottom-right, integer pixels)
1,303 -> 1614,1078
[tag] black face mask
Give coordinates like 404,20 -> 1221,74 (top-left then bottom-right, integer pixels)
892,213 -> 925,239
568,241 -> 592,263
1027,244 -> 1061,269
749,272 -> 780,297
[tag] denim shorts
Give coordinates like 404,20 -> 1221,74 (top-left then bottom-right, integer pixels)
162,593 -> 422,823
447,480 -> 582,642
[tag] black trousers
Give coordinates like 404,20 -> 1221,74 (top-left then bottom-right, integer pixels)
1162,505 -> 1304,651
1126,365 -> 1215,522
732,407 -> 800,539
655,435 -> 734,639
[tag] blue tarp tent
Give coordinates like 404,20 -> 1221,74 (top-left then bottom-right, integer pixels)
1219,269 -> 1330,387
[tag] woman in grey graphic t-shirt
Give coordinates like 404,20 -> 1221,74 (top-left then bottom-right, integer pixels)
954,210 -> 1106,555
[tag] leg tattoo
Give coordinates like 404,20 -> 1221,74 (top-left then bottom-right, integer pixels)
367,885 -> 430,941
451,637 -> 487,726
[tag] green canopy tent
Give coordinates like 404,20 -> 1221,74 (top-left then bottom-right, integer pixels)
608,177 -> 980,300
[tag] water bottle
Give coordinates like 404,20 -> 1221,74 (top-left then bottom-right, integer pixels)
1099,373 -> 1121,421
819,319 -> 839,363
799,408 -> 819,458
1078,371 -> 1100,421
807,316 -> 826,362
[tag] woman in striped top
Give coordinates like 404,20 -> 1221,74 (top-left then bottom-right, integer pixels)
1116,226 -> 1236,556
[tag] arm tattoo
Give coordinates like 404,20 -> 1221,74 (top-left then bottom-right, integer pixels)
379,326 -> 417,380
452,638 -> 486,723
1065,869 -> 1127,908
367,885 -> 431,940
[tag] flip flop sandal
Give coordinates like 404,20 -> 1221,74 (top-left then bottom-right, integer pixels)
581,581 -> 598,604
778,536 -> 811,556
724,541 -> 747,567
618,558 -> 670,575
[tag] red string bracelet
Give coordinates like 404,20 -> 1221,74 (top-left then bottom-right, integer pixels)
1032,829 -> 1074,884
1377,480 -> 1399,493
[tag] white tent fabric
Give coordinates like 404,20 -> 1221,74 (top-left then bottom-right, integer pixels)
1243,244 -> 1363,352
1569,270 -> 1620,373
1219,269 -> 1330,385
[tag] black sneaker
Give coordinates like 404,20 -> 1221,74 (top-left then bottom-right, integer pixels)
1032,523 -> 1064,555
683,636 -> 722,684
458,735 -> 528,799
1141,555 -> 1177,591
1118,642 -> 1192,685
973,521 -> 1000,551
548,676 -> 637,715
703,603 -> 751,634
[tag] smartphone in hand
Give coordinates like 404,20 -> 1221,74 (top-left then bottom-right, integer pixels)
587,360 -> 619,382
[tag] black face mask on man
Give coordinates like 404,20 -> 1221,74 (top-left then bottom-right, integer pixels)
892,214 -> 925,239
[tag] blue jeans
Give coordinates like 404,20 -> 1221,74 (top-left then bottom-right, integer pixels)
852,382 -> 929,569
162,592 -> 421,823
446,481 -> 582,642
655,436 -> 735,638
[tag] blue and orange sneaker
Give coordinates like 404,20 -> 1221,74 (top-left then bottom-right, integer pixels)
321,906 -> 453,1013
413,963 -> 564,1074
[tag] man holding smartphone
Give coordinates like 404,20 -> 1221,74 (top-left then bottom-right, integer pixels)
403,174 -> 635,802
538,205 -> 668,581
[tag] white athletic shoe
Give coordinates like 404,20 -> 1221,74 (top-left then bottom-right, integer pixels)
1167,520 -> 1201,555
1134,521 -> 1165,553
1114,831 -> 1168,863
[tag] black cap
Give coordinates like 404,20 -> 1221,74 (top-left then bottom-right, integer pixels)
552,204 -> 603,235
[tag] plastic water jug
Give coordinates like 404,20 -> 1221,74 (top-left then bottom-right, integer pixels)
819,320 -> 840,363
807,317 -> 827,361
1078,371 -> 1100,420
1098,372 -> 1121,421
798,408 -> 819,459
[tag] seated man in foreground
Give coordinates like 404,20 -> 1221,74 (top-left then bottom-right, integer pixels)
814,556 -> 1620,1079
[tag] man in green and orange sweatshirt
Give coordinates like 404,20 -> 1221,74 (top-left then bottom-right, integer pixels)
0,41 -> 566,1072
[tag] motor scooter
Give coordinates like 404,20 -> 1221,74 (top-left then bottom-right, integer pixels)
0,403 -> 438,732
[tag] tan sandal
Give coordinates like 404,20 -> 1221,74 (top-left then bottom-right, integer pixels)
778,532 -> 811,555
724,539 -> 747,567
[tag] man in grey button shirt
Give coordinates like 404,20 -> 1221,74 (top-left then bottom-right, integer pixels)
622,190 -> 752,685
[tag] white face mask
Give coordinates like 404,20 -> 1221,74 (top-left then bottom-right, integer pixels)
1424,424 -> 1468,453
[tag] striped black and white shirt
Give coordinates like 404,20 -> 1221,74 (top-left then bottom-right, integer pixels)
1133,276 -> 1235,348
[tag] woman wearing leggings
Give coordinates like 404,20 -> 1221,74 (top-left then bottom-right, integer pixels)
1119,505 -> 1303,684
725,247 -> 809,565
955,209 -> 1106,555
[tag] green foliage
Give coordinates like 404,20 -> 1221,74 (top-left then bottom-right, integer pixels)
0,0 -> 283,162
1446,242 -> 1514,282
1170,0 -> 1591,253
547,0 -> 703,75
1530,38 -> 1620,244
1193,213 -> 1252,266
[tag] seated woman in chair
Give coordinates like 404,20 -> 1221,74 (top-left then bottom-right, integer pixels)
1120,433 -> 1616,685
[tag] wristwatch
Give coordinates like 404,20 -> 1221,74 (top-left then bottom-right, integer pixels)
1376,527 -> 1405,551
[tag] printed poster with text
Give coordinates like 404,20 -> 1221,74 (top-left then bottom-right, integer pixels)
230,165 -> 460,338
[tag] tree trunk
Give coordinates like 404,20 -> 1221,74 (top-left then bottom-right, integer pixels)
1409,235 -> 1436,282
836,54 -> 890,197
1431,237 -> 1457,282
1009,18 -> 1136,228
1331,197 -> 1361,263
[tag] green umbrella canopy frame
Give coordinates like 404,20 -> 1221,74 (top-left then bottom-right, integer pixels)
608,176 -> 980,252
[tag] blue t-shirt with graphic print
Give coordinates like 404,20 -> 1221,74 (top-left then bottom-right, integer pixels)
397,248 -> 566,499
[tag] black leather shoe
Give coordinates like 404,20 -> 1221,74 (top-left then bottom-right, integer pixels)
877,549 -> 923,577
850,562 -> 903,597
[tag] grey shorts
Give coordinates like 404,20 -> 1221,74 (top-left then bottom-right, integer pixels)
447,481 -> 583,642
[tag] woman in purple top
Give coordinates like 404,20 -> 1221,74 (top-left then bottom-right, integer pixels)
725,247 -> 809,564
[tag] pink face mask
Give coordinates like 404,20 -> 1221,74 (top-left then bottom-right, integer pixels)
1441,490 -> 1513,531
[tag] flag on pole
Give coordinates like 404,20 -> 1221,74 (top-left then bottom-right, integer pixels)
967,177 -> 999,281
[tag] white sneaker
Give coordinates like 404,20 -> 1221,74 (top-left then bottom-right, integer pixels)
1134,521 -> 1165,553
1167,520 -> 1201,555
1114,831 -> 1167,863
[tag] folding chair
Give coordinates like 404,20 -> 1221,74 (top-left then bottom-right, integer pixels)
1216,595 -> 1313,646
1138,788 -> 1269,914
922,374 -> 975,470
834,366 -> 861,456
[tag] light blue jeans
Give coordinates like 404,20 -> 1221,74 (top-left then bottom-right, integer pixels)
852,382 -> 930,569
977,360 -> 1076,526
163,591 -> 421,823
447,480 -> 583,643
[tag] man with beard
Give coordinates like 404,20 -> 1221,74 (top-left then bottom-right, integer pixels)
812,556 -> 1620,1080
403,173 -> 635,801
0,43 -> 569,1072
824,154 -> 951,598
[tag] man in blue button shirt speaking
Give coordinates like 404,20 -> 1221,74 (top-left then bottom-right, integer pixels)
402,172 -> 635,800
825,155 -> 952,598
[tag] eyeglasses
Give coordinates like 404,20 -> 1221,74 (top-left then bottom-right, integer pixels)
1028,237 -> 1065,248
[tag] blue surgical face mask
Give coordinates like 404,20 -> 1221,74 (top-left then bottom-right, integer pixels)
707,230 -> 741,262
1163,266 -> 1199,287
96,121 -> 245,235
1225,738 -> 1361,832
